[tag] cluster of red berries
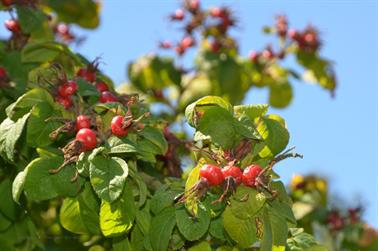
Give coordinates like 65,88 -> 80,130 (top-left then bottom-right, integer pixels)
54,64 -> 116,109
65,114 -> 133,153
326,207 -> 361,232
161,0 -> 237,55
199,163 -> 263,188
288,25 -> 321,52
249,45 -> 280,63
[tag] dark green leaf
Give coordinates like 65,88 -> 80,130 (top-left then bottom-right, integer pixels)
176,206 -> 211,241
149,207 -> 176,251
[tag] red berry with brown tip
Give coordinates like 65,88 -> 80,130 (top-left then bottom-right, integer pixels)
55,96 -> 73,109
210,40 -> 221,53
95,81 -> 108,92
200,164 -> 224,186
58,81 -> 77,97
242,164 -> 263,187
76,128 -> 97,152
77,68 -> 96,82
111,115 -> 129,137
76,115 -> 91,131
99,91 -> 117,103
222,165 -> 242,185
4,19 -> 21,33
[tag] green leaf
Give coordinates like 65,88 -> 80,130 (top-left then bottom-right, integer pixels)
179,75 -> 213,109
261,208 -> 288,251
0,179 -> 18,220
45,0 -> 100,28
234,104 -> 269,121
150,186 -> 175,215
59,197 -> 88,234
229,186 -> 266,219
176,206 -> 211,241
139,127 -> 168,155
6,88 -> 55,120
21,41 -> 74,63
99,183 -> 136,237
268,181 -> 296,225
16,6 -> 53,41
128,55 -> 181,92
0,214 -> 11,232
0,113 -> 29,162
185,95 -> 233,127
209,217 -> 226,240
76,78 -> 100,104
89,155 -> 129,203
197,106 -> 237,149
222,207 -> 258,248
12,170 -> 27,204
256,117 -> 289,158
269,81 -> 293,108
184,159 -> 206,216
113,237 -> 132,251
149,207 -> 176,251
287,228 -> 323,251
188,241 -> 212,251
23,156 -> 84,200
77,182 -> 101,234
26,103 -> 61,147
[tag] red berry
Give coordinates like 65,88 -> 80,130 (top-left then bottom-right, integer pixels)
76,128 -> 97,152
288,29 -> 298,40
159,40 -> 172,49
200,164 -> 224,186
189,0 -> 200,10
95,81 -> 109,92
242,164 -> 263,187
1,0 -> 13,6
175,45 -> 185,55
326,211 -> 345,231
99,91 -> 117,103
222,166 -> 242,185
210,40 -> 221,53
171,9 -> 185,20
249,51 -> 259,62
58,81 -> 77,97
0,67 -> 7,78
209,7 -> 223,17
55,96 -> 73,109
4,19 -> 21,33
76,115 -> 91,131
181,36 -> 195,49
262,48 -> 274,60
77,68 -> 96,82
111,115 -> 129,137
55,23 -> 69,35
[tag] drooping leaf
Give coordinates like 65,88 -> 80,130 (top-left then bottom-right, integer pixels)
0,113 -> 29,162
222,207 -> 258,248
99,183 -> 136,237
89,155 -> 129,203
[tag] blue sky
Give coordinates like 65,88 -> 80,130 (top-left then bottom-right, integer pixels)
1,0 -> 378,227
